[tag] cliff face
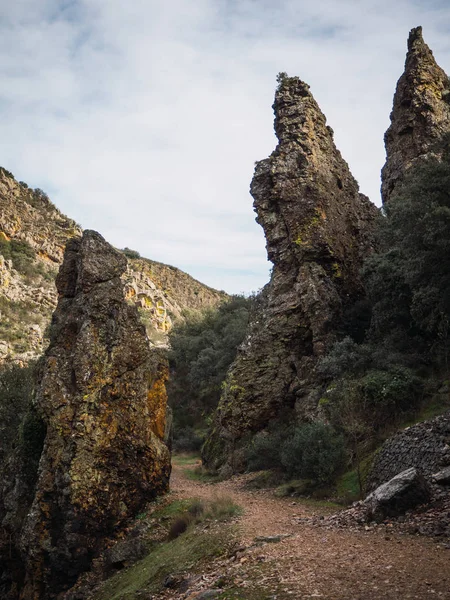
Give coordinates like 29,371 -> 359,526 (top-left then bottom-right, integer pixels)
203,76 -> 377,473
0,168 -> 226,363
381,26 -> 450,203
0,231 -> 171,599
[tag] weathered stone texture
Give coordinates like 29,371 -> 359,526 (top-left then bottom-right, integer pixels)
367,412 -> 450,492
365,467 -> 431,523
1,230 -> 171,599
381,26 -> 450,203
203,76 -> 377,473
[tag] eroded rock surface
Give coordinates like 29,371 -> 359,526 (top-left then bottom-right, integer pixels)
381,26 -> 450,203
203,75 -> 377,473
0,230 -> 171,599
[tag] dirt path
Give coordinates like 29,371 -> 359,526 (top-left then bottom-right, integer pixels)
162,459 -> 450,600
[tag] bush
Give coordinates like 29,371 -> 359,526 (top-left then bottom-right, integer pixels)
172,427 -> 204,453
122,247 -> 141,259
246,425 -> 288,472
317,337 -> 371,381
168,295 -> 252,433
0,363 -> 35,463
0,238 -> 36,273
246,421 -> 345,485
280,423 -> 346,484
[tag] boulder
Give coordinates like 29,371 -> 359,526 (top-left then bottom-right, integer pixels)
364,467 -> 431,522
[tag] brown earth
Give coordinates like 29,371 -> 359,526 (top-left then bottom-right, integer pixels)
159,460 -> 450,600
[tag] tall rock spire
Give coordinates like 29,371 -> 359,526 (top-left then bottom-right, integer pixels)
203,75 -> 377,474
381,26 -> 450,203
0,231 -> 171,599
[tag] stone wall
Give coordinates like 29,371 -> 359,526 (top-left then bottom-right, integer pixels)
367,412 -> 450,491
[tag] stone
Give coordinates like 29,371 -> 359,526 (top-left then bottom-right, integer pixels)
364,467 -> 431,523
381,26 -> 450,204
104,538 -> 148,570
432,466 -> 450,486
203,75 -> 377,473
1,231 -> 171,599
253,534 -> 291,544
196,590 -> 222,600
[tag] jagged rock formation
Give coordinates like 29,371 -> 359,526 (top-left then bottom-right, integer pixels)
0,168 -> 226,363
381,26 -> 450,203
203,75 -> 377,473
0,231 -> 171,599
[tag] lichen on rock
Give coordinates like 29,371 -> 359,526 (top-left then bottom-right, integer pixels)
203,75 -> 377,474
1,230 -> 171,599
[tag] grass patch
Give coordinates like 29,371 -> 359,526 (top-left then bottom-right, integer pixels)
184,464 -> 221,483
336,469 -> 360,503
295,497 -> 342,513
336,451 -> 379,503
403,397 -> 450,427
172,453 -> 201,466
91,525 -> 234,599
148,498 -> 193,521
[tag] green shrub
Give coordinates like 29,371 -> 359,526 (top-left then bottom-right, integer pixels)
246,426 -> 287,472
317,337 -> 371,380
280,423 -> 346,484
172,426 -> 204,452
122,247 -> 141,259
168,295 -> 252,433
0,362 -> 35,463
0,238 -> 36,277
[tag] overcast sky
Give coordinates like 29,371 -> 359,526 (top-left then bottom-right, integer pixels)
1,1 -> 449,294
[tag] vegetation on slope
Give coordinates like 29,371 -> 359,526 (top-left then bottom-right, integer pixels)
167,295 -> 253,450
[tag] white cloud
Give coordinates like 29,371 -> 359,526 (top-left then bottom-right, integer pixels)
0,0 -> 449,293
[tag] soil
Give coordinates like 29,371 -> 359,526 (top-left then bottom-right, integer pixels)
157,459 -> 450,600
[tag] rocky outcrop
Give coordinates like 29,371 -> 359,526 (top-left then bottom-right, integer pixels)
381,26 -> 450,203
0,231 -> 171,599
367,412 -> 450,492
0,168 -> 226,363
203,75 -> 377,473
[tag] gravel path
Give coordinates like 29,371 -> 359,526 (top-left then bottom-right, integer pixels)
160,460 -> 450,599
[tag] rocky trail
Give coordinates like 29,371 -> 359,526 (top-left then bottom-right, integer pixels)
158,458 -> 450,600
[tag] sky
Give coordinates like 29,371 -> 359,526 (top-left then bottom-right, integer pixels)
1,1 -> 450,294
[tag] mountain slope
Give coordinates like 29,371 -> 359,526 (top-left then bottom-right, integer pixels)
0,167 -> 227,363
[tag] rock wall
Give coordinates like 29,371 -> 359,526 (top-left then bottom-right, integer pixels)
367,412 -> 450,492
0,231 -> 171,599
381,26 -> 450,204
203,75 -> 377,473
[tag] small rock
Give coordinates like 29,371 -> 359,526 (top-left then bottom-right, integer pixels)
196,590 -> 222,600
253,534 -> 291,544
432,467 -> 450,486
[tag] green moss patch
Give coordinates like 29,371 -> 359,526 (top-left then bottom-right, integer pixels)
92,522 -> 236,600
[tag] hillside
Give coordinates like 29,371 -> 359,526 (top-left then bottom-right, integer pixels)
0,168 -> 226,363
